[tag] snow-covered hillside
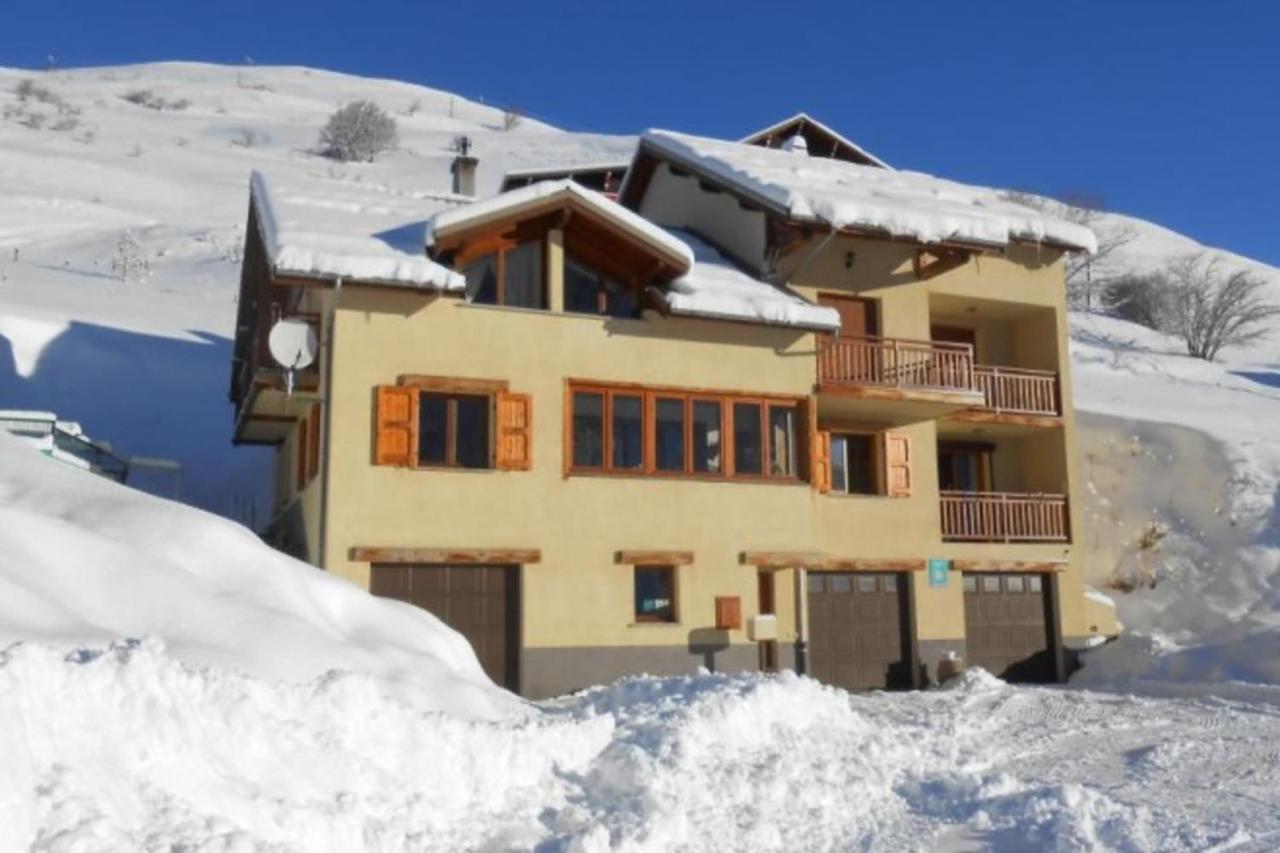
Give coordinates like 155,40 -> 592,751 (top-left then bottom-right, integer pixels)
3,62 -> 1280,849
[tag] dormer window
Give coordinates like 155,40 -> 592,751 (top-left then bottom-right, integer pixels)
463,240 -> 545,309
564,256 -> 638,319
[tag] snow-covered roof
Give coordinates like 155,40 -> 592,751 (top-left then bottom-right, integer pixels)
427,179 -> 695,271
249,171 -> 466,290
740,112 -> 891,170
638,131 -> 1098,254
658,230 -> 840,332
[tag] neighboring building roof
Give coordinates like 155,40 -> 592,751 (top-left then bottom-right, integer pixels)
629,131 -> 1098,254
426,179 -> 695,271
499,160 -> 631,193
658,230 -> 840,332
741,112 -> 891,169
249,170 -> 466,291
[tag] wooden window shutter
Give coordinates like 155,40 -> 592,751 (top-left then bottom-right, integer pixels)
884,432 -> 913,497
375,385 -> 418,467
308,402 -> 322,481
803,398 -> 831,494
495,391 -> 533,470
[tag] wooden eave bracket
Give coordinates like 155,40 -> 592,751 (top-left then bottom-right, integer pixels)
912,247 -> 971,281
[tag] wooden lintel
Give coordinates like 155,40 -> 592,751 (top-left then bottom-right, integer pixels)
951,559 -> 1067,574
812,558 -> 927,573
615,550 -> 694,566
396,375 -> 510,394
349,547 -> 542,565
740,551 -> 826,568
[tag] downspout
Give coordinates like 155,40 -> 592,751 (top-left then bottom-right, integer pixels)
793,565 -> 809,675
316,276 -> 342,570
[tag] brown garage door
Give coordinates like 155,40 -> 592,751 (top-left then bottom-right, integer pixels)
963,573 -> 1056,683
371,564 -> 520,691
807,572 -> 912,691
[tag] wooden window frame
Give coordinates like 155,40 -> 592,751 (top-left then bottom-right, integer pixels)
633,564 -> 678,624
566,380 -> 804,484
417,391 -> 493,470
564,254 -> 641,318
828,429 -> 882,496
461,239 -> 548,310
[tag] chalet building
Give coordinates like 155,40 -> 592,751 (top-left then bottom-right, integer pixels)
229,115 -> 1117,698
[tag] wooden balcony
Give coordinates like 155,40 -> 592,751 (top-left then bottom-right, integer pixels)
974,365 -> 1060,417
940,490 -> 1069,543
818,335 -> 978,392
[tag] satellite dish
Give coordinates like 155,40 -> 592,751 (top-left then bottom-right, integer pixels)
268,318 -> 318,370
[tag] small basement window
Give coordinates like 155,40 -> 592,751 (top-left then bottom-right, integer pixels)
634,566 -> 676,623
418,392 -> 491,468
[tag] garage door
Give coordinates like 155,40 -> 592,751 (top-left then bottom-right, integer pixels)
370,564 -> 520,691
807,572 -> 912,691
963,573 -> 1056,683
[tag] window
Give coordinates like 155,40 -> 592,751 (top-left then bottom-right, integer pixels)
565,257 -> 638,319
463,240 -> 545,309
572,392 -> 605,468
733,402 -> 762,475
982,575 -> 1001,593
634,566 -> 676,622
1006,575 -> 1025,593
963,575 -> 977,593
418,392 -> 491,468
830,433 -> 878,495
612,394 -> 643,470
655,398 -> 685,472
692,400 -> 722,473
938,442 -> 993,492
568,383 -> 801,482
857,575 -> 878,593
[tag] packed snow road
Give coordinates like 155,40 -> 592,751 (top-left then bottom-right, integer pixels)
4,642 -> 1278,852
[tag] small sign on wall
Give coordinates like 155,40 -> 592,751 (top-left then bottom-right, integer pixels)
928,558 -> 951,587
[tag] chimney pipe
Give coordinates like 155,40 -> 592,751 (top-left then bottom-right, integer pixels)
451,135 -> 477,197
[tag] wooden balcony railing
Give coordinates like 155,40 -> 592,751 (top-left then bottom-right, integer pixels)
818,335 -> 977,393
974,365 -> 1061,416
940,490 -> 1069,543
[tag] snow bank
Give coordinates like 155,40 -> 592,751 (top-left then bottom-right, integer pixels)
641,130 -> 1098,253
0,432 -> 519,720
250,171 -> 465,289
661,230 -> 840,331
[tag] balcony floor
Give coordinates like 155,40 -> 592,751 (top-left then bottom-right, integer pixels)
817,382 -> 985,425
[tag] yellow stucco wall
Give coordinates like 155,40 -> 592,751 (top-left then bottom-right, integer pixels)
295,226 -> 1098,670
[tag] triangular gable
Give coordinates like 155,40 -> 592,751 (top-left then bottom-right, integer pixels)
741,113 -> 890,169
427,180 -> 694,281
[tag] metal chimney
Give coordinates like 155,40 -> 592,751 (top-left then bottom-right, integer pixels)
451,135 -> 478,196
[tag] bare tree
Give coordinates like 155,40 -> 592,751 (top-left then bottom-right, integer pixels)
318,100 -> 398,162
1161,252 -> 1279,361
1103,272 -> 1169,330
1002,190 -> 1137,311
502,106 -> 523,131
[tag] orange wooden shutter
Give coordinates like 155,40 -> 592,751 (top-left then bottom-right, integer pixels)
308,402 -> 322,480
884,432 -> 913,497
375,385 -> 418,467
805,398 -> 831,493
495,391 -> 533,470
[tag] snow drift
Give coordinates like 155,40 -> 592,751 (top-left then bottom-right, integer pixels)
0,431 -> 520,720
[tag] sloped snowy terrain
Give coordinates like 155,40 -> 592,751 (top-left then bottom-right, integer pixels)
2,62 -> 1280,849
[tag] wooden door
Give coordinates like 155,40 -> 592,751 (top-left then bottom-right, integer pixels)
819,294 -> 879,338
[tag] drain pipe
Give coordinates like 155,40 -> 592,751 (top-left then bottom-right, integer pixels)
316,276 -> 342,570
794,565 -> 809,675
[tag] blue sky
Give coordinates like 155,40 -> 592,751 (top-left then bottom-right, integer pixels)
6,1 -> 1278,265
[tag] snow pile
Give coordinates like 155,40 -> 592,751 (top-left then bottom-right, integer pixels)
250,170 -> 464,289
661,229 -> 840,331
0,431 -> 519,720
640,130 -> 1098,253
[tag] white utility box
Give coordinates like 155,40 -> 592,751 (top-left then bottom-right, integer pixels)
747,614 -> 777,641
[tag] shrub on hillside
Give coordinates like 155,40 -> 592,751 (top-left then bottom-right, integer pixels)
1103,273 -> 1169,330
120,89 -> 190,111
317,100 -> 398,162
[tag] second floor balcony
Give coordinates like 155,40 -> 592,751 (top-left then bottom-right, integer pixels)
818,334 -> 979,393
974,365 -> 1061,418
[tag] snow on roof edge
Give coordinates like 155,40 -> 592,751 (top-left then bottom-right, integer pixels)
248,170 -> 465,291
427,179 -> 695,271
640,131 -> 1098,255
502,160 -> 631,180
